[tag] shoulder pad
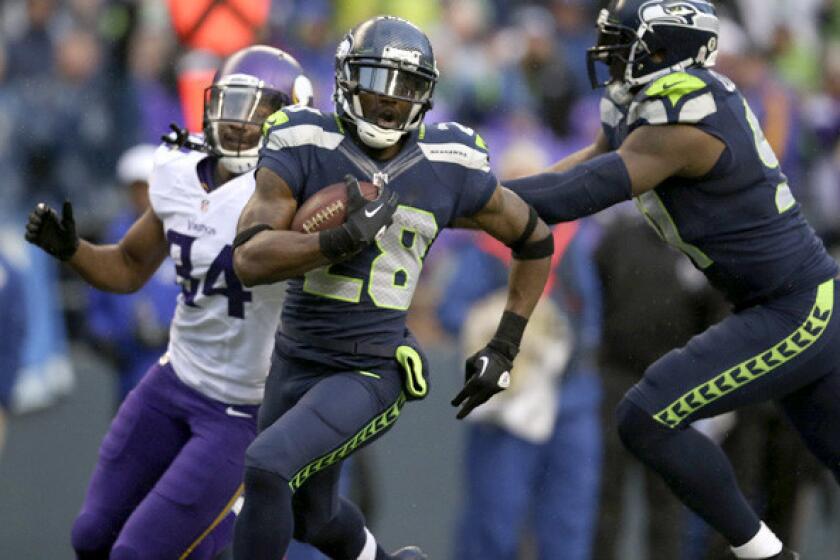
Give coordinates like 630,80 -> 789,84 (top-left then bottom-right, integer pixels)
262,107 -> 344,151
152,142 -> 203,169
418,122 -> 490,172
600,95 -> 626,129
628,70 -> 717,128
421,121 -> 489,151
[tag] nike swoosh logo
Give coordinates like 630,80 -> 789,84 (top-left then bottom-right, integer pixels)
659,80 -> 685,91
477,356 -> 490,377
225,406 -> 252,418
365,204 -> 384,218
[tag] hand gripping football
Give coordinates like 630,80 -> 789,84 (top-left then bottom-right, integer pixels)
291,180 -> 381,233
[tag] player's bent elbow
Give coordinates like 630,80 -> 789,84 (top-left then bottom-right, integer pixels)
232,247 -> 261,287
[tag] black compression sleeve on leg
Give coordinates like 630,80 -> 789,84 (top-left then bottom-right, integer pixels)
233,467 -> 294,560
615,399 -> 762,546
504,152 -> 632,224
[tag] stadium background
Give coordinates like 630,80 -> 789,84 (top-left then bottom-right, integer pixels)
0,0 -> 839,558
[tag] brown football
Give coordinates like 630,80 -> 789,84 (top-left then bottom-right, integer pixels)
291,180 -> 381,233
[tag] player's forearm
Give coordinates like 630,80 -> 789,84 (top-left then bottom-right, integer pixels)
505,252 -> 552,319
505,152 -> 632,224
233,230 -> 329,286
68,240 -> 149,293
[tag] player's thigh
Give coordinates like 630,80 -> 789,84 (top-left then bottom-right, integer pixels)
627,279 -> 840,428
779,366 -> 840,476
77,365 -> 188,522
246,361 -> 405,487
256,351 -> 304,433
115,418 -> 253,560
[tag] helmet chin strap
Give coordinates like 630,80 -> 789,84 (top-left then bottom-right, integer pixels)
355,120 -> 405,149
220,154 -> 258,174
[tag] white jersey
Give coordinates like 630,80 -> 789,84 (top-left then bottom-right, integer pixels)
149,145 -> 284,405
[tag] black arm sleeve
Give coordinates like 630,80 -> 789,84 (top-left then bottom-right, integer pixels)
504,152 -> 632,224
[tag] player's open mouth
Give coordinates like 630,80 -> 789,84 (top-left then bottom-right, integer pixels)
376,109 -> 399,129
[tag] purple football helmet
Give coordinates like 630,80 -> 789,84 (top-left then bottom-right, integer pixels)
204,45 -> 314,173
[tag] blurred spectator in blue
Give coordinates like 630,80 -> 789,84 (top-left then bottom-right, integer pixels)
716,18 -> 806,193
0,253 -> 26,457
431,0 -> 532,126
4,0 -> 58,82
15,25 -> 122,219
513,4 -> 579,136
550,0 -> 599,98
85,144 -> 179,404
0,232 -> 74,415
124,27 -> 183,145
0,41 -> 26,217
439,139 -> 602,560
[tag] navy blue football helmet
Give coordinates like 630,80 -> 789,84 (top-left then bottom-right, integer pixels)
587,0 -> 719,89
204,45 -> 313,173
334,16 -> 439,149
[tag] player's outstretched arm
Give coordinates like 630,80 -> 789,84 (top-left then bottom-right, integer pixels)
506,124 -> 724,224
450,186 -> 553,419
25,202 -> 168,293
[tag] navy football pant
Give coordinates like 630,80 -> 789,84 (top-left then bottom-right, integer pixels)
618,279 -> 840,546
234,353 -> 406,559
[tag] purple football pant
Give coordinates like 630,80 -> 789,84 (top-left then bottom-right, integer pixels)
71,360 -> 258,560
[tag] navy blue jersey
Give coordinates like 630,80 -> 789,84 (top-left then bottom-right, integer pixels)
600,68 -> 837,308
259,107 -> 497,367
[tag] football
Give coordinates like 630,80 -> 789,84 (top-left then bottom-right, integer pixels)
291,180 -> 381,233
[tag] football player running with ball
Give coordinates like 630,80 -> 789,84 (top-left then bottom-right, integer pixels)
506,2 -> 837,559
231,16 -> 553,560
25,46 -> 312,559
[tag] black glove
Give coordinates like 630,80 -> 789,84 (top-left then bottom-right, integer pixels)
162,122 -> 209,152
24,201 -> 79,261
319,175 -> 399,262
451,338 -> 518,420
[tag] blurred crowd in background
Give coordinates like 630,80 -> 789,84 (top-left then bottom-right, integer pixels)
1,0 -> 840,559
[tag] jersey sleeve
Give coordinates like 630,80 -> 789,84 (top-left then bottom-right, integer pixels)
422,122 -> 498,220
259,108 -> 343,202
627,70 -> 718,133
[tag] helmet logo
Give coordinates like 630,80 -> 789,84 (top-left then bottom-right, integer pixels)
382,46 -> 422,65
641,2 -> 698,25
665,4 -> 697,18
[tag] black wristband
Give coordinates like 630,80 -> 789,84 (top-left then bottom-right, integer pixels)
319,226 -> 357,262
233,224 -> 274,251
489,311 -> 528,360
